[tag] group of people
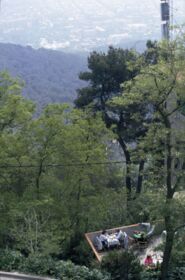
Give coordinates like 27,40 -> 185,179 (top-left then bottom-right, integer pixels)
97,229 -> 129,250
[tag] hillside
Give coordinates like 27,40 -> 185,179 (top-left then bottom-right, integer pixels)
0,43 -> 87,108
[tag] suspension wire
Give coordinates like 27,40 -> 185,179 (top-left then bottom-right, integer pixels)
0,156 -> 173,169
0,161 -> 128,169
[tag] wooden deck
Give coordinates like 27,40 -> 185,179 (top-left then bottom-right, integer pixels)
85,223 -> 144,262
85,222 -> 164,262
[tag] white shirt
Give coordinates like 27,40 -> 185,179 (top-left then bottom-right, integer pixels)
99,233 -> 108,242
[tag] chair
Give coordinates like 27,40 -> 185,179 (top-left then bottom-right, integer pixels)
146,225 -> 155,239
140,222 -> 151,233
117,230 -> 125,247
94,236 -> 103,251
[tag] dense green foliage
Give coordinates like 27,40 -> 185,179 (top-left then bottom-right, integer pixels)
111,38 -> 185,279
101,251 -> 142,280
75,45 -> 156,197
0,249 -> 110,280
0,71 -> 128,268
1,33 -> 185,280
76,36 -> 185,279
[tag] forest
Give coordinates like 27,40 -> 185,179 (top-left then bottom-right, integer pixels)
0,43 -> 87,108
0,34 -> 185,280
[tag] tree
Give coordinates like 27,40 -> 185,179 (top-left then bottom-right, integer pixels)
3,101 -> 120,262
0,72 -> 35,195
113,40 -> 185,279
75,46 -> 149,198
143,40 -> 159,65
0,72 -> 43,251
0,71 -> 129,264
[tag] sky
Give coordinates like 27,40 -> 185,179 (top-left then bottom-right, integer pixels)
0,0 -> 184,52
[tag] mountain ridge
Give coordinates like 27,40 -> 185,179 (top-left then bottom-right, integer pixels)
0,43 -> 87,108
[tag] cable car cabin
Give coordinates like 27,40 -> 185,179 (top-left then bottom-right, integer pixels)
85,222 -> 164,262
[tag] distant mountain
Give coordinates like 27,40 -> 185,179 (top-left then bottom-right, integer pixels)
0,43 -> 87,108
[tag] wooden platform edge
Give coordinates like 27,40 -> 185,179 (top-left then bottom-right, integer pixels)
85,233 -> 102,262
86,223 -> 140,236
85,223 -> 140,262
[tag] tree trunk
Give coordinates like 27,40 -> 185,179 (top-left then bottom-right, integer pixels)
136,160 -> 145,194
103,111 -> 132,197
160,219 -> 174,280
160,124 -> 175,280
75,178 -> 82,232
118,137 -> 132,198
36,160 -> 44,200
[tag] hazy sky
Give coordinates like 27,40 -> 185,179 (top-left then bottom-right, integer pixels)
0,0 -> 184,52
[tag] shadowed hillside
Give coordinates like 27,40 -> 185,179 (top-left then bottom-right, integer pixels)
0,43 -> 87,108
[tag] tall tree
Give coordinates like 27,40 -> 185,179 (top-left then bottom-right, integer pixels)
75,46 -> 148,198
113,40 -> 185,279
0,72 -> 35,195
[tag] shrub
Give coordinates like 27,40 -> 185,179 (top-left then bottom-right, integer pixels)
101,251 -> 142,280
168,267 -> 185,280
0,249 -> 23,271
140,270 -> 160,280
0,249 -> 110,280
19,254 -> 56,276
54,260 -> 110,280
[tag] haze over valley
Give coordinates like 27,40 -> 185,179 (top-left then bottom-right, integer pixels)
0,0 -> 184,52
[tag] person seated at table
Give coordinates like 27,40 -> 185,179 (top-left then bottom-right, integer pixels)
115,229 -> 123,240
144,255 -> 154,267
115,230 -> 129,249
94,236 -> 103,251
99,230 -> 109,249
124,232 -> 129,250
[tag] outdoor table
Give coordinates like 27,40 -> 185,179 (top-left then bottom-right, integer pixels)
106,234 -> 120,247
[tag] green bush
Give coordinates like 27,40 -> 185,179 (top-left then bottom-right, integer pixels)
54,260 -> 110,280
0,249 -> 23,271
168,267 -> 185,280
171,236 -> 185,268
140,270 -> 160,280
0,249 -> 109,280
101,251 -> 142,280
140,267 -> 185,280
64,237 -> 93,266
19,254 -> 56,276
